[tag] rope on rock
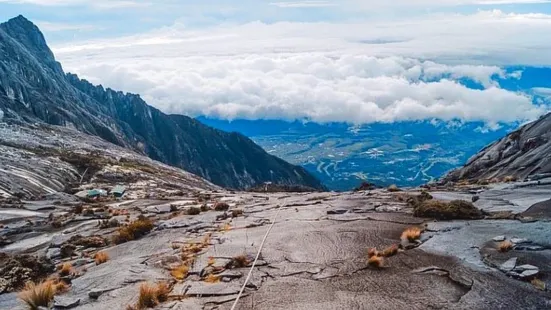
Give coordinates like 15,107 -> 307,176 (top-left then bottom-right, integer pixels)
230,204 -> 284,310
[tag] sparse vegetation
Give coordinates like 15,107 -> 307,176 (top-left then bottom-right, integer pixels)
214,202 -> 230,211
412,199 -> 484,220
136,283 -> 161,309
229,255 -> 250,268
231,209 -> 244,217
54,280 -> 70,294
170,265 -> 189,280
367,255 -> 384,268
59,263 -> 72,277
503,175 -> 517,183
367,248 -> 378,258
401,227 -> 422,242
18,281 -> 56,310
380,244 -> 399,257
387,184 -> 400,192
94,251 -> 109,265
185,206 -> 201,215
498,240 -> 513,252
112,218 -> 154,244
204,274 -> 220,283
531,278 -> 546,291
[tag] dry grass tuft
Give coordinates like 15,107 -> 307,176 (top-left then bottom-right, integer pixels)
170,264 -> 189,280
231,255 -> 250,268
380,244 -> 399,257
59,263 -> 73,277
214,202 -> 230,211
222,223 -> 232,232
204,274 -> 220,283
55,281 -> 70,294
112,218 -> 154,244
137,283 -> 159,309
185,207 -> 201,216
155,282 -> 170,303
503,175 -> 517,183
401,227 -> 422,242
367,248 -> 378,258
498,240 -> 513,252
18,281 -> 56,310
201,233 -> 211,247
531,278 -> 546,291
231,209 -> 244,218
183,243 -> 203,254
367,255 -> 384,268
387,184 -> 401,192
94,251 -> 109,265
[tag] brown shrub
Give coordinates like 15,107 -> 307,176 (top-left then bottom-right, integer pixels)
136,282 -> 171,309
94,251 -> 109,265
413,199 -> 484,220
185,207 -> 201,216
112,218 -> 154,244
18,281 -> 56,310
214,202 -> 230,211
231,209 -> 244,218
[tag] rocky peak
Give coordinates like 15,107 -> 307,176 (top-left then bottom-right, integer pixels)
0,15 -> 61,73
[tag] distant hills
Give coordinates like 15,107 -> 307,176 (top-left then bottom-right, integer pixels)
0,15 -> 324,190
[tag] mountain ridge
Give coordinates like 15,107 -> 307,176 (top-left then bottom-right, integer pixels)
0,15 -> 324,190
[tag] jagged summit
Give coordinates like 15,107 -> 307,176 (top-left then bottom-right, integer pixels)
0,15 -> 60,72
0,16 -> 324,190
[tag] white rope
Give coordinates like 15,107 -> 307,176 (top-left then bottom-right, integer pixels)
230,204 -> 284,310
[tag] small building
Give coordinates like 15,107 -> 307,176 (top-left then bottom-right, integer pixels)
87,189 -> 102,199
110,185 -> 127,198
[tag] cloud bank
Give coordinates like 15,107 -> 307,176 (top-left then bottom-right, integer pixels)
52,10 -> 551,124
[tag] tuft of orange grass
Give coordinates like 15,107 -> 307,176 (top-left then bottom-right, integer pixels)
137,283 -> 159,309
55,281 -> 70,294
531,278 -> 546,291
170,264 -> 189,280
59,263 -> 73,277
380,244 -> 399,257
183,243 -> 203,254
498,240 -> 513,252
222,223 -> 232,232
401,227 -> 422,242
134,282 -> 172,309
367,248 -> 378,258
94,251 -> 109,265
18,281 -> 56,310
207,256 -> 216,266
367,255 -> 384,268
204,274 -> 220,283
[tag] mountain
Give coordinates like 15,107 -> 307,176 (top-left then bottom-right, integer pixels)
197,117 -> 512,190
444,112 -> 551,182
0,15 -> 324,190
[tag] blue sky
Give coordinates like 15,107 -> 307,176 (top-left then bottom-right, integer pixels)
1,0 -> 551,125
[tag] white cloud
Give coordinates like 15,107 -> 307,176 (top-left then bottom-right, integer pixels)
270,1 -> 337,8
35,21 -> 100,32
52,10 -> 550,124
0,0 -> 150,9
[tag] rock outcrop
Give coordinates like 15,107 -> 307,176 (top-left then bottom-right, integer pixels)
0,15 -> 324,191
443,112 -> 551,182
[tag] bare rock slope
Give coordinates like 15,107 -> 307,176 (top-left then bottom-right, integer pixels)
444,112 -> 551,182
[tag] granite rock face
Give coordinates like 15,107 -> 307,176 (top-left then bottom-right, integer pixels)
444,112 -> 551,182
0,15 -> 324,191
